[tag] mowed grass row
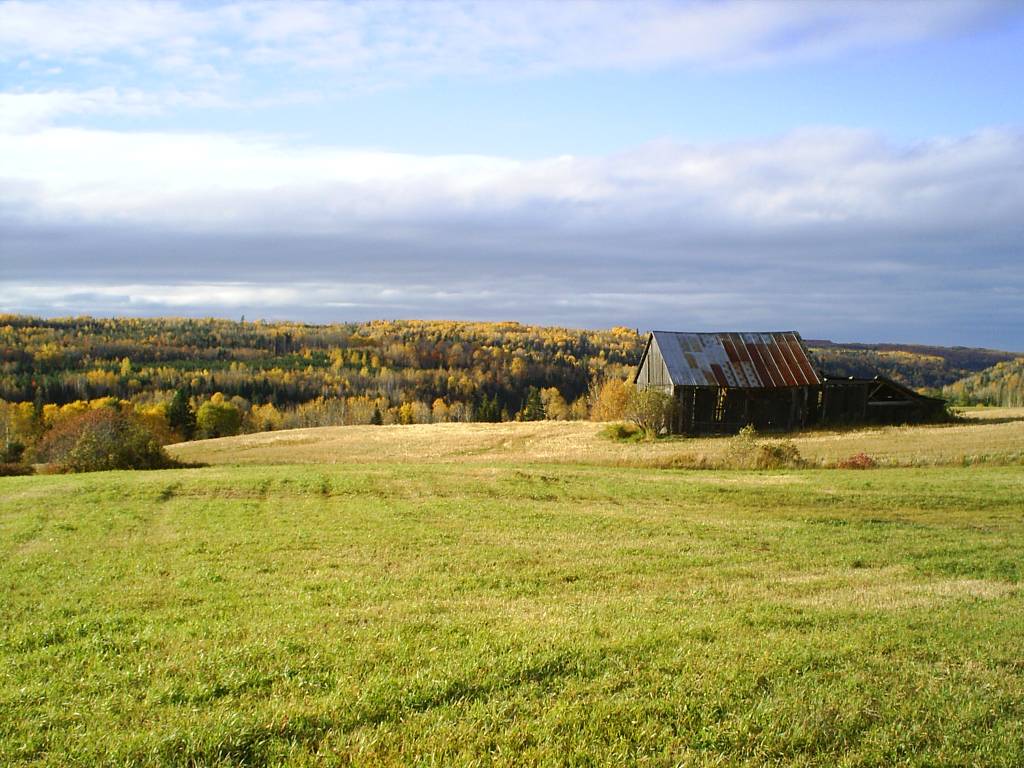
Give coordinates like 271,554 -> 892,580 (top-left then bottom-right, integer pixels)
1,463 -> 1023,766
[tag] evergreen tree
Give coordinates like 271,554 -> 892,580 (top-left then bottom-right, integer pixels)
370,406 -> 383,425
476,394 -> 502,423
520,386 -> 545,421
167,388 -> 196,440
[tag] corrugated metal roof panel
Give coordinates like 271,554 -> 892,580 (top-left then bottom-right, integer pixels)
649,330 -> 822,389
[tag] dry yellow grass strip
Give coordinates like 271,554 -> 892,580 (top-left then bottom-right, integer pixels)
168,408 -> 1024,467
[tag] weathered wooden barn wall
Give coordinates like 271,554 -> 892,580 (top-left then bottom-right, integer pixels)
820,377 -> 946,426
671,385 -> 820,434
635,335 -> 673,389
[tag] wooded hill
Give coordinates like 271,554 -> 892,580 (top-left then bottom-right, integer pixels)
0,316 -> 640,423
2,316 -> 1018,423
941,357 -> 1024,407
805,339 -> 1018,391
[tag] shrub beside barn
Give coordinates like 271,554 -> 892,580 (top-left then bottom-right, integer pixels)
633,330 -> 946,435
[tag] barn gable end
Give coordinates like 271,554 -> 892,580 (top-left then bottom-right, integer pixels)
634,333 -> 673,390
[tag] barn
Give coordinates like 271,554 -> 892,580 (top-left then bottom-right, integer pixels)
818,374 -> 947,427
633,330 -> 946,435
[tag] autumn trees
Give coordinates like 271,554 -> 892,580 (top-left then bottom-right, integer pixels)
588,378 -> 630,421
0,316 -> 640,423
0,317 -> 653,454
32,407 -> 176,473
195,394 -> 242,438
941,357 -> 1024,406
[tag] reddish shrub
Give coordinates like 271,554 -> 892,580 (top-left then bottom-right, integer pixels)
836,452 -> 878,470
32,408 -> 176,473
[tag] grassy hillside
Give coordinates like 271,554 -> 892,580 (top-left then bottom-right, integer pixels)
2,463 -> 1023,765
169,407 -> 1024,469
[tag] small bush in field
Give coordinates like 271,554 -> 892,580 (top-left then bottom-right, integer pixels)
836,452 -> 878,469
0,462 -> 33,476
601,422 -> 643,442
724,425 -> 804,469
656,452 -> 712,469
32,408 -> 177,473
625,388 -> 676,438
753,441 -> 804,469
723,425 -> 759,467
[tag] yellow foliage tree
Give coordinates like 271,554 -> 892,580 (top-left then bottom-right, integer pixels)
135,403 -> 175,445
540,387 -> 570,420
432,398 -> 450,423
569,397 -> 589,421
248,403 -> 283,432
397,402 -> 415,425
589,379 -> 631,422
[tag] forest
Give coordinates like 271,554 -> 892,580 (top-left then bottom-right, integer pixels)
1,315 -> 1020,455
0,316 -> 638,407
805,339 -> 1017,390
942,357 -> 1024,406
0,316 -> 639,453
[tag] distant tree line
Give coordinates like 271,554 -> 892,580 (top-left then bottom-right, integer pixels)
0,316 -> 641,456
2,315 -> 1016,463
0,315 -> 640,412
807,343 -> 1016,390
941,357 -> 1024,407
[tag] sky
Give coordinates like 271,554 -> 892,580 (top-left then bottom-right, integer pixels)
1,0 -> 1023,348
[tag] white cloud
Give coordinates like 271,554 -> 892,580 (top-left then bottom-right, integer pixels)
2,120 -> 1021,346
0,1 -> 211,59
2,124 -> 1021,240
0,0 -> 1008,89
0,88 -> 237,132
0,282 -> 346,309
0,88 -> 150,131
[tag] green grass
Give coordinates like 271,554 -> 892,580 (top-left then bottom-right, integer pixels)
2,463 -> 1023,766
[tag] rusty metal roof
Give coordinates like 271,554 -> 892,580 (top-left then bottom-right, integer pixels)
649,331 -> 822,388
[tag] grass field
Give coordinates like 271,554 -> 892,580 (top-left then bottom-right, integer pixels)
2,416 -> 1023,765
168,407 -> 1024,468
